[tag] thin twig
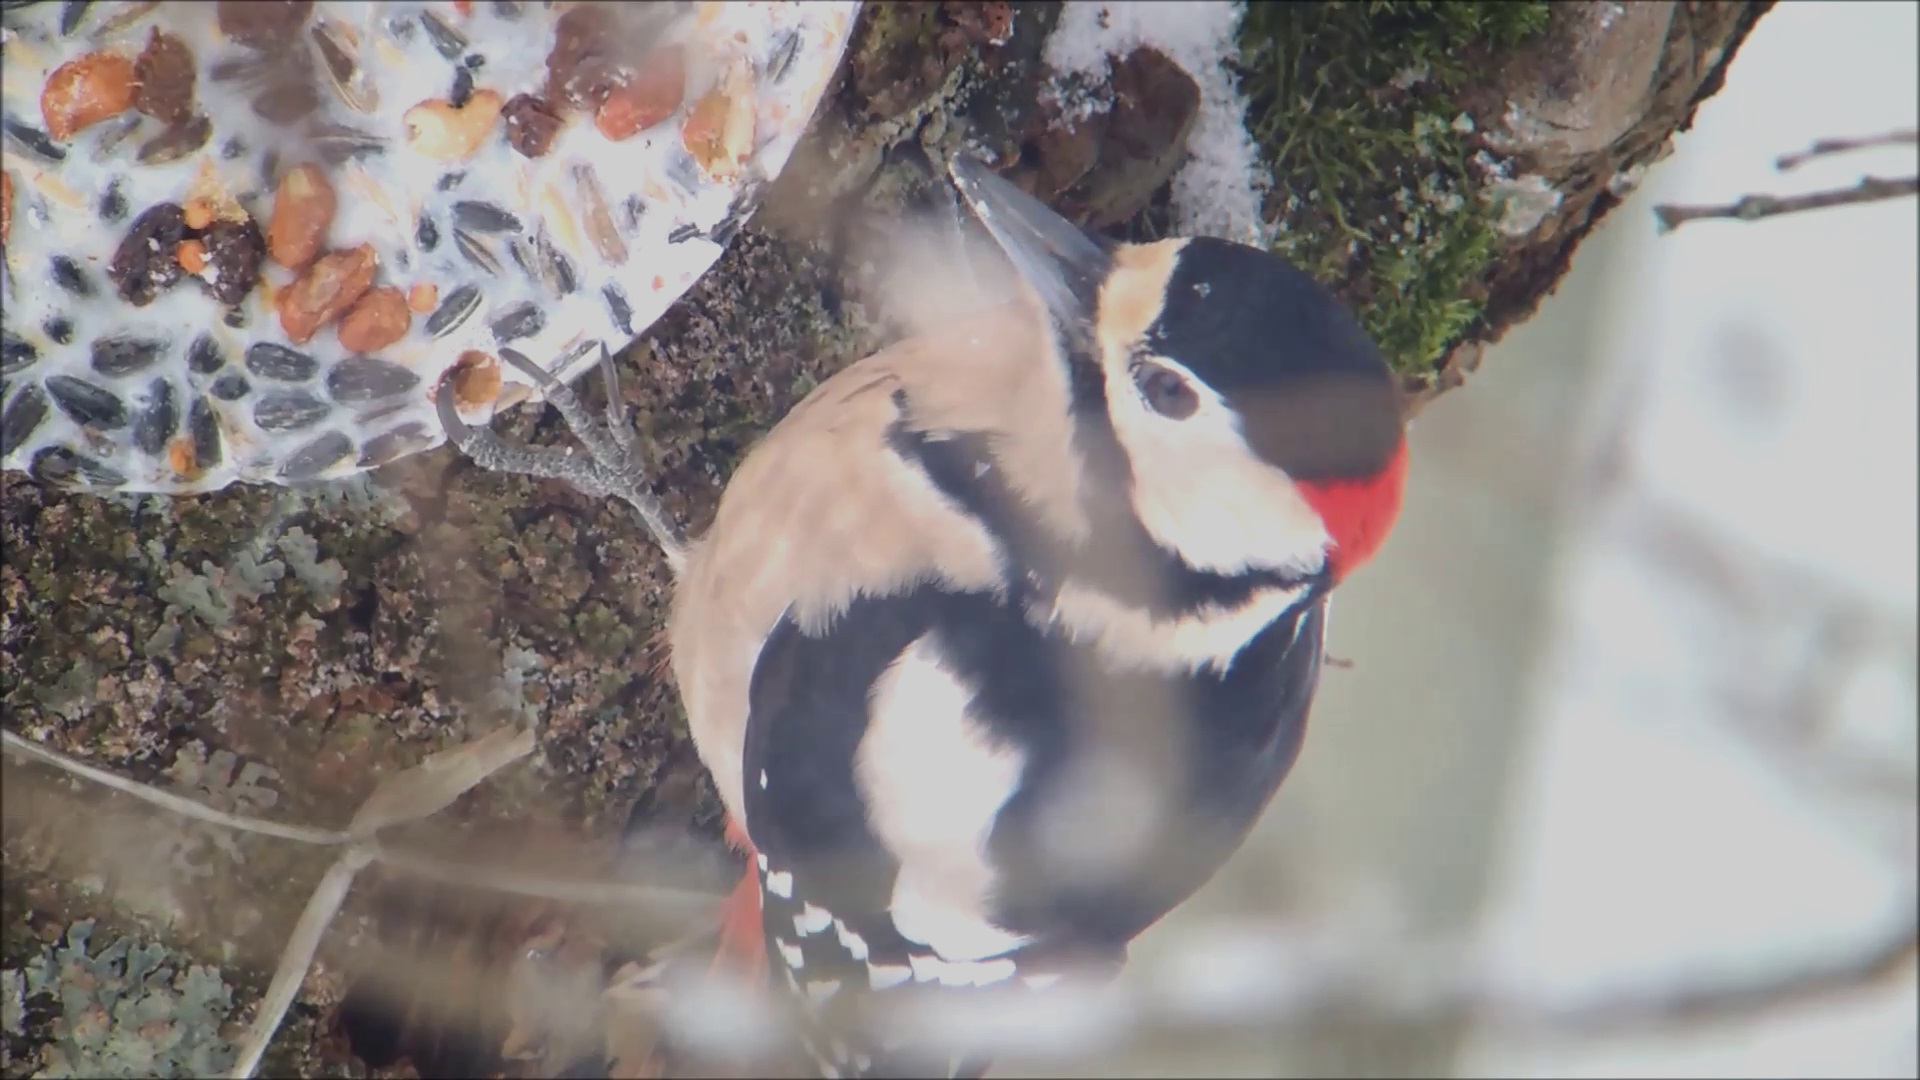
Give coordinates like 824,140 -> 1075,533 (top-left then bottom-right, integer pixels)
367,842 -> 721,914
228,847 -> 374,1080
1776,128 -> 1918,171
1654,175 -> 1920,233
2,730 -> 349,846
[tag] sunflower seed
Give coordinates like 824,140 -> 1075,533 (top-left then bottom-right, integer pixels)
59,0 -> 92,35
767,28 -> 803,83
44,319 -> 75,346
211,53 -> 273,85
188,395 -> 222,469
245,342 -> 318,381
91,0 -> 158,38
2,331 -> 38,375
222,136 -> 247,159
326,356 -> 419,403
91,336 -> 165,377
132,377 -> 178,455
98,179 -> 127,221
621,194 -> 645,234
573,164 -> 628,266
250,54 -> 321,123
508,233 -> 574,299
551,337 -> 598,376
426,283 -> 481,338
2,383 -> 49,456
452,200 -> 521,233
136,114 -> 212,165
312,19 -> 378,113
437,171 -> 467,192
187,333 -> 226,374
536,231 -> 577,295
490,0 -> 523,18
254,390 -> 330,431
419,11 -> 468,59
454,228 -> 504,277
415,214 -> 441,252
602,282 -> 634,337
32,446 -> 127,488
309,121 -> 387,164
4,118 -> 67,163
710,208 -> 750,248
46,374 -> 129,429
281,430 -> 353,479
450,65 -> 474,109
489,301 -> 545,343
358,421 -> 431,468
51,256 -> 95,297
210,373 -> 250,400
668,223 -> 698,244
90,112 -> 144,161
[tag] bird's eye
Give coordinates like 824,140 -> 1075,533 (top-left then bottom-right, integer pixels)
1134,362 -> 1198,420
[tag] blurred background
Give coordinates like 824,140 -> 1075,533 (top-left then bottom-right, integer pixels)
1027,2 -> 1919,1076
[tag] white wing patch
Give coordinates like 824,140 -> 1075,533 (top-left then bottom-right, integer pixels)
796,902 -> 834,936
854,635 -> 1034,963
766,870 -> 794,898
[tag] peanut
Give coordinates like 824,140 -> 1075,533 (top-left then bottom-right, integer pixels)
267,164 -> 336,270
404,90 -> 504,161
41,51 -> 138,141
681,63 -> 755,179
448,350 -> 500,411
183,197 -> 215,231
407,282 -> 438,314
595,47 -> 686,141
176,239 -> 208,274
276,243 -> 377,344
336,286 -> 411,353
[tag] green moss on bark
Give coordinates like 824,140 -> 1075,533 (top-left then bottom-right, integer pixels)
1239,1 -> 1552,374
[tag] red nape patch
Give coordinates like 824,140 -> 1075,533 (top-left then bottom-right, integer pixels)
1295,437 -> 1408,582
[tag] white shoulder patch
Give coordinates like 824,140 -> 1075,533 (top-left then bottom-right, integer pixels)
854,635 -> 1034,963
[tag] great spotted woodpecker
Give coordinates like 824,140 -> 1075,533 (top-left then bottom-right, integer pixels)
443,153 -> 1408,1078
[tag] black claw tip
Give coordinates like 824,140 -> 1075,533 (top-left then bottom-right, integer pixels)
435,385 -> 470,439
497,347 -> 553,386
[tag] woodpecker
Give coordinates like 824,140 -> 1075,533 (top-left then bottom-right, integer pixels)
442,154 -> 1408,1078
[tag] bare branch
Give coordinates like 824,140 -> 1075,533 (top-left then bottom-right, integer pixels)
367,842 -> 720,918
1776,128 -> 1919,171
229,848 -> 374,1080
346,726 -> 537,836
1654,175 -> 1920,233
2,730 -> 349,846
1489,919 -> 1920,1041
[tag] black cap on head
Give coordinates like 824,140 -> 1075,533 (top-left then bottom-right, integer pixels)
1147,238 -> 1403,483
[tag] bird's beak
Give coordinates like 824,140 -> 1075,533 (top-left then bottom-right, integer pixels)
949,154 -> 1112,328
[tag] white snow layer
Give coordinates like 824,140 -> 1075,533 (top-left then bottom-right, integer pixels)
1043,1 -> 1271,245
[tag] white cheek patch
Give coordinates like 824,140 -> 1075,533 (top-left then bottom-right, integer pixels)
1102,354 -> 1330,578
1041,578 -> 1311,674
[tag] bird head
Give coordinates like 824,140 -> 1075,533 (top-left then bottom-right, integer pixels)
949,156 -> 1407,586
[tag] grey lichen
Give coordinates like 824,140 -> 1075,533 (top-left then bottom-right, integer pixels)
6,920 -> 239,1079
272,528 -> 346,600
